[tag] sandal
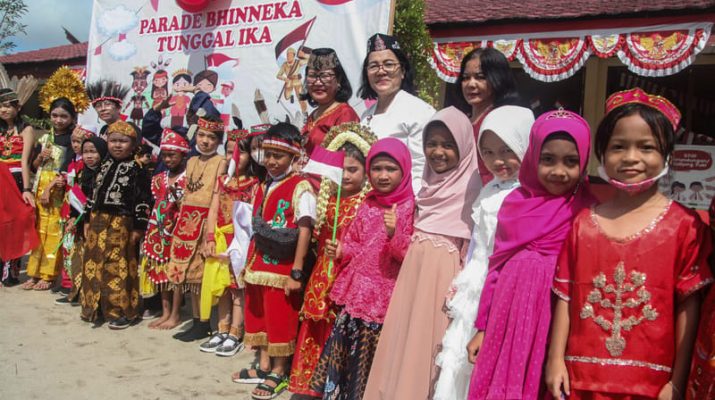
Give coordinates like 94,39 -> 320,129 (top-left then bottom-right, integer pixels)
33,280 -> 52,291
251,373 -> 288,400
21,279 -> 37,290
232,367 -> 269,384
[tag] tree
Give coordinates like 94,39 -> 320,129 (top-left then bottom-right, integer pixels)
0,0 -> 28,55
393,0 -> 441,108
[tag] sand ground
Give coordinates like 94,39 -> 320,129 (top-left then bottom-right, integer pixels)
0,278 -> 306,400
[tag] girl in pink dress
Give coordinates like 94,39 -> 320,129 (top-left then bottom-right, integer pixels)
546,88 -> 713,399
467,110 -> 594,399
309,137 -> 415,400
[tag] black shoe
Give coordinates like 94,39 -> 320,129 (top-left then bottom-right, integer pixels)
108,317 -> 131,330
174,320 -> 211,342
54,296 -> 77,305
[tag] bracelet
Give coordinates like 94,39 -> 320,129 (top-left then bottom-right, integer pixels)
22,188 -> 32,193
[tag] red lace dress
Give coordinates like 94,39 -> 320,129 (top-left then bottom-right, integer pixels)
289,193 -> 363,396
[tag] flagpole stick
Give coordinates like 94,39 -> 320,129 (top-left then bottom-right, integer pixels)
327,182 -> 342,278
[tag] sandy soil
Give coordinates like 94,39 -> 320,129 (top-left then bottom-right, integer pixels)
0,281 -> 303,400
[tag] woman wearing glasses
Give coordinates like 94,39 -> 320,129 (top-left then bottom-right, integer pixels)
359,33 -> 435,192
300,48 -> 359,159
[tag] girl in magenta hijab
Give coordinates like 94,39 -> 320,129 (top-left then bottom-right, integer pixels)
310,137 -> 415,399
466,109 -> 595,400
365,106 -> 481,400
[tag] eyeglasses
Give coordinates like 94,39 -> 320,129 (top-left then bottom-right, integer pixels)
306,72 -> 337,84
367,61 -> 401,74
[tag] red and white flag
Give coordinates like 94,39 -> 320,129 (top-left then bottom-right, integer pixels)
302,147 -> 344,185
274,17 -> 316,59
69,185 -> 88,214
205,53 -> 240,68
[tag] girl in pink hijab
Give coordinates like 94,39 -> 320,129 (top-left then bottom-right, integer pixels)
309,137 -> 416,399
466,109 -> 595,400
365,106 -> 482,400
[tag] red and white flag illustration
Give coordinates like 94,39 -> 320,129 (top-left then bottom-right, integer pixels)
274,17 -> 316,59
205,53 -> 240,68
302,147 -> 345,185
69,185 -> 88,214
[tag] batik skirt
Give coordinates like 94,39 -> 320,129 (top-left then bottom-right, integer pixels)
309,311 -> 382,400
79,211 -> 139,322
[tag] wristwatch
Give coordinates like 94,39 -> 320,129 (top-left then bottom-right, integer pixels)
290,269 -> 305,281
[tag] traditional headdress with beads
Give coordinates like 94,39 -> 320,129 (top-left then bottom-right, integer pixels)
160,128 -> 190,154
313,122 -> 377,233
367,33 -> 400,53
197,116 -> 224,133
106,120 -> 136,138
605,87 -> 681,129
86,79 -> 130,107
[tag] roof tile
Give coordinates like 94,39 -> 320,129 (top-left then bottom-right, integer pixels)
0,42 -> 88,65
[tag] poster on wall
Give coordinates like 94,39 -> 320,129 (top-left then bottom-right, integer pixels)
660,145 -> 715,210
85,0 -> 393,130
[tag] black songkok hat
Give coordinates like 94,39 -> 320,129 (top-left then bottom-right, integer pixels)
366,33 -> 401,53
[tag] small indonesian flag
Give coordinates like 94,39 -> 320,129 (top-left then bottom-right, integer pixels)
302,147 -> 345,185
69,185 -> 88,214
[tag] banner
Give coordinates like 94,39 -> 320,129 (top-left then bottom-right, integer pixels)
660,145 -> 715,210
85,0 -> 392,129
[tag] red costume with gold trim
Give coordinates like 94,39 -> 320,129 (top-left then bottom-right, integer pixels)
142,171 -> 187,288
301,103 -> 359,156
554,203 -> 713,398
289,193 -> 363,396
243,173 -> 312,357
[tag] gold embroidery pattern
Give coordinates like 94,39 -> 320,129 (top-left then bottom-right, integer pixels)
580,262 -> 658,357
564,355 -> 671,372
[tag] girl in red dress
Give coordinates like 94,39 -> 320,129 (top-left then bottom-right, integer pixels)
546,88 -> 714,400
288,123 -> 376,397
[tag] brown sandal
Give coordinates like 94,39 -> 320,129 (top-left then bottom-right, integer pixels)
21,279 -> 37,290
33,280 -> 52,291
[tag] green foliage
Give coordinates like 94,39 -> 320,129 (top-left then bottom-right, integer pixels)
394,0 -> 441,108
21,114 -> 50,131
0,0 -> 28,55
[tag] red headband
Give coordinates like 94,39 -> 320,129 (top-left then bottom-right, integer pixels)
606,87 -> 681,129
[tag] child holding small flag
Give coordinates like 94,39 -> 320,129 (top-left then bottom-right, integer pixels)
198,128 -> 261,356
233,122 -> 316,400
56,131 -> 106,305
141,128 -> 190,330
309,137 -> 415,399
289,123 -> 376,396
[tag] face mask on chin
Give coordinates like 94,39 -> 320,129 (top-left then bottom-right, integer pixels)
597,161 -> 669,196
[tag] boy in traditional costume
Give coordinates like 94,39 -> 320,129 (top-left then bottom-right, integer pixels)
141,128 -> 190,329
234,122 -> 315,400
79,121 -> 151,329
166,114 -> 225,341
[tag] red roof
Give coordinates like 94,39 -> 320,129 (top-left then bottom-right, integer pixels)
426,0 -> 715,25
0,42 -> 88,65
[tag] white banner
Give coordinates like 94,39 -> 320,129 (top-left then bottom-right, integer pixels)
659,145 -> 715,210
85,0 -> 392,129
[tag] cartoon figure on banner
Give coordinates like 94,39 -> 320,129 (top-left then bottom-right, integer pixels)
151,55 -> 171,105
689,181 -> 709,201
124,66 -> 150,125
670,181 -> 687,201
169,69 -> 192,128
276,47 -> 310,116
192,70 -> 219,106
219,81 -> 234,129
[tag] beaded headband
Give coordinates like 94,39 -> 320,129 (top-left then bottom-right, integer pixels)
160,128 -> 190,153
262,137 -> 301,155
247,124 -> 271,138
107,121 -> 136,138
367,33 -> 400,53
197,117 -> 224,132
227,129 -> 249,143
91,96 -> 123,106
606,87 -> 681,129
0,89 -> 20,103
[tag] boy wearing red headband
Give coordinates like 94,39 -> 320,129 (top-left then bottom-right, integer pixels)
142,128 -> 190,330
166,114 -> 225,341
234,122 -> 316,399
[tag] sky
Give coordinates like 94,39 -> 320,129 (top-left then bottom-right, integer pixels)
9,0 -> 93,53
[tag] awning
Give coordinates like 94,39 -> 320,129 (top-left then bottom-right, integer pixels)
429,22 -> 713,83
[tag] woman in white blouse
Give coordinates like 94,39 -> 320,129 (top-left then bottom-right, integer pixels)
359,33 -> 435,192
